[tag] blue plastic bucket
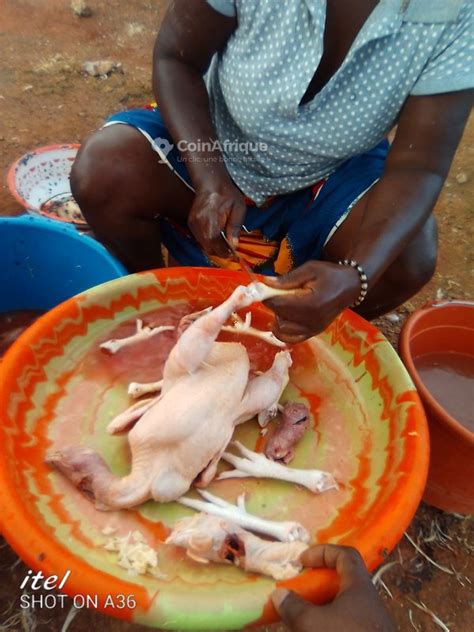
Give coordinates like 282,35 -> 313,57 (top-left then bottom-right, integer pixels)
0,215 -> 127,311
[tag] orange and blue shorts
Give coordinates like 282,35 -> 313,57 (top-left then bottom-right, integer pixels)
105,106 -> 389,276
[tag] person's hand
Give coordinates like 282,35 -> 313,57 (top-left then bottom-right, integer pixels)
187,181 -> 247,258
264,261 -> 361,343
272,544 -> 395,632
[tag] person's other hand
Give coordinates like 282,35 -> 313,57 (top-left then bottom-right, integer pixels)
187,181 -> 246,257
264,261 -> 361,343
272,544 -> 395,632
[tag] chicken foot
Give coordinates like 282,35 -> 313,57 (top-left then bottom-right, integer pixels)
177,489 -> 309,543
218,441 -> 338,493
222,312 -> 286,348
100,319 -> 175,354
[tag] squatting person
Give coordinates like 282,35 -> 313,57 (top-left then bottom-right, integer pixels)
71,0 -> 473,342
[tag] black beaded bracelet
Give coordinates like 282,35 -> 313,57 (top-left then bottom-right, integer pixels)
338,259 -> 369,307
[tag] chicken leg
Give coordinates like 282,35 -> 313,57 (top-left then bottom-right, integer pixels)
234,350 -> 292,425
164,283 -> 286,380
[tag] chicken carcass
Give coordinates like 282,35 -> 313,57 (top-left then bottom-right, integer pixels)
46,283 -> 293,510
167,513 -> 307,580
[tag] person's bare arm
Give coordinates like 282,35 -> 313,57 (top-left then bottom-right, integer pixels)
153,0 -> 244,256
347,90 -> 473,285
266,90 -> 473,341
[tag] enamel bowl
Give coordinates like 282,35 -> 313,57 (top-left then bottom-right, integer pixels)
7,144 -> 87,225
0,268 -> 428,629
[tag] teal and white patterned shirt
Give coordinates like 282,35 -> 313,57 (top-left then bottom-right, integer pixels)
205,0 -> 473,204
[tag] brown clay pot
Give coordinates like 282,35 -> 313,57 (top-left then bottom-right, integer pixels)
399,301 -> 474,515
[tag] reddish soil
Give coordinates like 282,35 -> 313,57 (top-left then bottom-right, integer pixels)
0,1 -> 472,631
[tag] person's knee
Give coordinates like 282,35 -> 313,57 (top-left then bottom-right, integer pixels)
70,126 -> 139,216
390,215 -> 438,292
407,250 -> 437,291
71,133 -> 106,211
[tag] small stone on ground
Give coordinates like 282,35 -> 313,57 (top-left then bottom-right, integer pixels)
71,0 -> 92,18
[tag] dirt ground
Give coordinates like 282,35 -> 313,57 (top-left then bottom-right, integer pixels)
0,1 -> 472,631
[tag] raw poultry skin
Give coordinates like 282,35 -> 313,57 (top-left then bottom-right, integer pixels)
46,284 -> 292,510
167,513 -> 307,580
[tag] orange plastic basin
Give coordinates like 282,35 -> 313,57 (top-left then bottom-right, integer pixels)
400,301 -> 474,514
0,268 -> 429,628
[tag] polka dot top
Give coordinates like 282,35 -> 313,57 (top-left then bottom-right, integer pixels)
205,0 -> 473,204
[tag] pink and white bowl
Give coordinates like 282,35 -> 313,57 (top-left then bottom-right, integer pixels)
7,144 -> 87,226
